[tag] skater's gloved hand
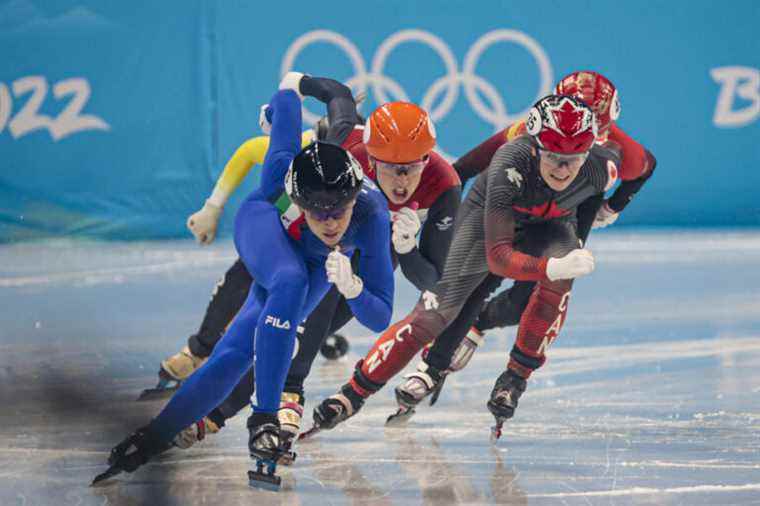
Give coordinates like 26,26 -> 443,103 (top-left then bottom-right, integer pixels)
391,206 -> 421,254
259,104 -> 272,135
187,200 -> 223,245
546,248 -> 595,281
278,71 -> 306,100
326,248 -> 363,299
592,200 -> 619,229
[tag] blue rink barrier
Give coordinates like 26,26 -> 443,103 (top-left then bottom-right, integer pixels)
0,0 -> 758,241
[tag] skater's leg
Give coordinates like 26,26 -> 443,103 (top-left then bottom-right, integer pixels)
149,286 -> 264,440
475,280 -> 535,331
423,274 -> 503,371
507,221 -> 579,379
188,258 -> 253,358
488,220 -> 580,432
283,286 -> 343,396
149,201 -> 312,440
155,259 -> 253,392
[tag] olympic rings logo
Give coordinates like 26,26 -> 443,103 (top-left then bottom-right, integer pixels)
281,29 -> 554,144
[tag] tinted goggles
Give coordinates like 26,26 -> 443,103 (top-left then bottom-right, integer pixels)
374,156 -> 428,177
305,205 -> 351,222
540,149 -> 589,166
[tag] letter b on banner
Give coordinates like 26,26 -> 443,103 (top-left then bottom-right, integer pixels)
711,66 -> 760,128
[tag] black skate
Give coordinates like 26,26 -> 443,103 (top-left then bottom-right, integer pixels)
486,369 -> 527,442
137,367 -> 181,401
386,362 -> 445,426
300,384 -> 364,441
92,426 -> 171,485
247,413 -> 284,491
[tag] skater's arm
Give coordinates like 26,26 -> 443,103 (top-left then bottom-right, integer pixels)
398,186 -> 461,291
454,128 -> 509,186
484,144 -> 549,281
298,75 -> 361,146
453,121 -> 524,186
207,131 -> 314,207
607,149 -> 656,213
604,124 -> 656,212
350,204 -> 394,332
258,90 -> 303,199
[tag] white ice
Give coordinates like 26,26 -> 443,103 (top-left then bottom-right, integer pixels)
0,229 -> 758,505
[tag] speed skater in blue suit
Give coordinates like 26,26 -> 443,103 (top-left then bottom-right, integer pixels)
94,88 -> 394,489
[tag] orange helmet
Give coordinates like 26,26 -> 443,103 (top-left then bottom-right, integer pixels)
362,102 -> 436,163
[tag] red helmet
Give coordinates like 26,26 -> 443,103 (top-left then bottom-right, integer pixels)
554,71 -> 620,136
525,95 -> 597,154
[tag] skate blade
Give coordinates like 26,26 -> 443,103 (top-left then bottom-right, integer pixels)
297,426 -> 321,441
90,465 -> 122,486
429,376 -> 447,406
385,407 -> 416,427
247,470 -> 281,491
136,384 -> 179,401
136,375 -> 181,401
489,422 -> 504,443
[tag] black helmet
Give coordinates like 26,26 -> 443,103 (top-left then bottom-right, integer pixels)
285,141 -> 364,211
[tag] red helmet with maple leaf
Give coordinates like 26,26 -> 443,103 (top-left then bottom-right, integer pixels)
554,71 -> 620,137
525,95 -> 597,154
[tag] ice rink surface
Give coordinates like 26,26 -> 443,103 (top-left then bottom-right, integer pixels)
1,229 -> 759,505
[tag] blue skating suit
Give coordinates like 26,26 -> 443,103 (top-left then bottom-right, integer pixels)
149,90 -> 394,441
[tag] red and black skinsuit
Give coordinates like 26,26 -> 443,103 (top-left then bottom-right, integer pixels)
347,135 -> 619,399
419,121 -> 657,376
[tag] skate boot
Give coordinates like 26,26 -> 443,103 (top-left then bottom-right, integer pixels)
486,369 -> 527,442
300,383 -> 365,440
387,361 -> 446,426
92,425 -> 172,484
138,346 -> 207,401
277,391 -> 304,465
247,412 -> 283,491
429,326 -> 485,406
172,416 -> 221,449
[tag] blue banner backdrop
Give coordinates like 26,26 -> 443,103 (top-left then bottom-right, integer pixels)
0,0 -> 758,241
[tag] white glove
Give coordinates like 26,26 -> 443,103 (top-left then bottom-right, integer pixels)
278,71 -> 305,100
186,200 -> 223,245
546,248 -> 595,281
392,207 -> 422,254
326,248 -> 363,299
592,201 -> 619,229
259,104 -> 271,135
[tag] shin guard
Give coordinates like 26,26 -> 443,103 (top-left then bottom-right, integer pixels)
359,315 -> 439,386
509,280 -> 572,379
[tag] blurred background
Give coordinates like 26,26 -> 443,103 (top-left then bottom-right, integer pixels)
1,0 -> 758,243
